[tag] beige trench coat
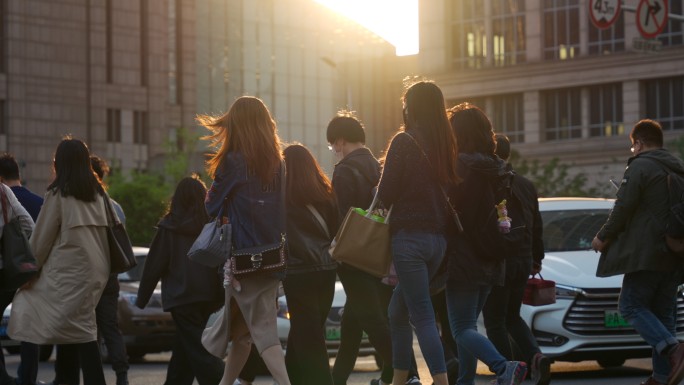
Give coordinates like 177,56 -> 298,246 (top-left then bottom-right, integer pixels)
8,191 -> 110,344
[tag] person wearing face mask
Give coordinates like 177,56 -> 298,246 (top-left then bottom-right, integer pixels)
326,111 -> 400,385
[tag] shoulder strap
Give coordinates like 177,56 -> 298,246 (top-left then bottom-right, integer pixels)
306,204 -> 330,239
280,160 -> 287,235
403,132 -> 463,232
0,186 -> 8,225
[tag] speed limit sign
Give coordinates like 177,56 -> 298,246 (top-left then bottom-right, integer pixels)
590,0 -> 622,29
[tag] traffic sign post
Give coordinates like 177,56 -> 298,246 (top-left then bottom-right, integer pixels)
636,0 -> 668,39
590,0 -> 622,29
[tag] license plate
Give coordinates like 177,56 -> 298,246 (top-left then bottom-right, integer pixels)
326,326 -> 341,341
604,310 -> 630,328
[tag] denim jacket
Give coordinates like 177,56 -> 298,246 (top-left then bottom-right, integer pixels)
205,152 -> 286,252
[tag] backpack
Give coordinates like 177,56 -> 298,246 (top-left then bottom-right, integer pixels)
467,171 -> 527,261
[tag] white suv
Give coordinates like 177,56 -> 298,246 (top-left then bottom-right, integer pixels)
519,197 -> 684,367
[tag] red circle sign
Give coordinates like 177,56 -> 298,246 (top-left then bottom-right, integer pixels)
589,0 -> 622,29
636,0 -> 668,39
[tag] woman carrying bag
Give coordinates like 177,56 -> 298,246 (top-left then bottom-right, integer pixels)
375,80 -> 460,385
136,175 -> 225,384
282,143 -> 339,385
8,137 -> 109,385
198,96 -> 290,385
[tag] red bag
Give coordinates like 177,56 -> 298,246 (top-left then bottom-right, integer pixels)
523,273 -> 556,306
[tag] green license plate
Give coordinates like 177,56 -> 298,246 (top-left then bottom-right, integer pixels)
326,326 -> 341,341
604,310 -> 630,328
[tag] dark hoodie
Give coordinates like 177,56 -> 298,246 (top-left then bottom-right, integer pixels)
136,214 -> 224,311
447,152 -> 508,286
597,148 -> 684,277
332,147 -> 381,221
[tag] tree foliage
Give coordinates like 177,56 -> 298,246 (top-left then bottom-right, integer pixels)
508,150 -> 600,198
106,127 -> 204,246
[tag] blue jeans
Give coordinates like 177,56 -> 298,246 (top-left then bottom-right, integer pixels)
389,230 -> 447,375
619,270 -> 680,384
446,282 -> 507,385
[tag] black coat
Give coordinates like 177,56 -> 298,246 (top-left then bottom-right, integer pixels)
285,199 -> 339,274
136,215 -> 224,312
447,152 -> 507,286
331,147 -> 381,221
508,168 -> 545,267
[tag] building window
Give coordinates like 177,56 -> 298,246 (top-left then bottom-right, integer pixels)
658,1 -> 684,47
492,94 -> 524,143
133,111 -> 148,144
491,0 -> 526,66
0,101 -> 5,135
168,0 -> 182,104
644,76 -> 684,131
589,83 -> 624,137
543,0 -> 580,60
543,88 -> 582,141
450,2 -> 486,69
588,13 -> 625,54
106,0 -> 113,83
0,0 -> 5,74
107,109 -> 122,142
140,0 -> 148,86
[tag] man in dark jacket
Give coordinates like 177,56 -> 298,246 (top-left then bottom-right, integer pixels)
327,112 -> 413,385
482,135 -> 550,385
592,119 -> 684,385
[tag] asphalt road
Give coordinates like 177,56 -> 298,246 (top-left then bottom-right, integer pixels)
3,350 -> 658,385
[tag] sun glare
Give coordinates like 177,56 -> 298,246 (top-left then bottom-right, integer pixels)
314,0 -> 419,56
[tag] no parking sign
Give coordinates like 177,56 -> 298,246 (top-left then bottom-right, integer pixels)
637,0 -> 668,38
590,0 -> 622,29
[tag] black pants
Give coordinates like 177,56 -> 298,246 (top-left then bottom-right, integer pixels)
54,274 -> 128,385
332,264 -> 394,385
482,257 -> 540,364
166,302 -> 224,385
0,290 -> 40,385
53,342 -> 106,385
283,269 -> 336,385
96,275 -> 128,375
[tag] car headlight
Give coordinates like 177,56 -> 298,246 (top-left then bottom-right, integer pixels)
277,298 -> 290,320
120,292 -> 137,305
555,284 -> 584,299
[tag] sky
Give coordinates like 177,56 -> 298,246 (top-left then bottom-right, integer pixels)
313,0 -> 419,56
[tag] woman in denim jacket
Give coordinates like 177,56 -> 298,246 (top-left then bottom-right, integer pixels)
198,96 -> 290,385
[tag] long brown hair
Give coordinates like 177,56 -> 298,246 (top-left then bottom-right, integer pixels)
447,103 -> 496,155
283,143 -> 334,206
198,96 -> 283,182
401,80 -> 459,184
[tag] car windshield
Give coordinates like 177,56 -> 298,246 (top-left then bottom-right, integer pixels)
541,209 -> 610,252
117,255 -> 147,282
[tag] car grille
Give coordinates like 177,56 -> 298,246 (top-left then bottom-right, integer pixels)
563,288 -> 684,335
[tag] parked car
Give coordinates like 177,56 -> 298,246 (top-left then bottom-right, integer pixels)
0,247 -> 176,361
510,197 -> 684,367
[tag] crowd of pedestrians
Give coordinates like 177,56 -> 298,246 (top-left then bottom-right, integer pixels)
0,78 -> 682,385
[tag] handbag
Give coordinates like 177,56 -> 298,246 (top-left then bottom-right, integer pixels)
229,161 -> 288,278
188,198 -> 231,268
201,305 -> 230,359
329,194 -> 392,278
523,273 -> 556,306
104,194 -> 137,274
0,187 -> 38,291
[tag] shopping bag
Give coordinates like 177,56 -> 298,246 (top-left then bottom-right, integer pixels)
329,196 -> 392,278
523,273 -> 556,306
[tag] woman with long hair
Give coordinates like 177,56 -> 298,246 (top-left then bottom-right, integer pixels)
375,80 -> 459,385
136,175 -> 225,385
282,143 -> 338,385
198,96 -> 290,385
8,137 -> 109,384
446,103 -> 527,385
